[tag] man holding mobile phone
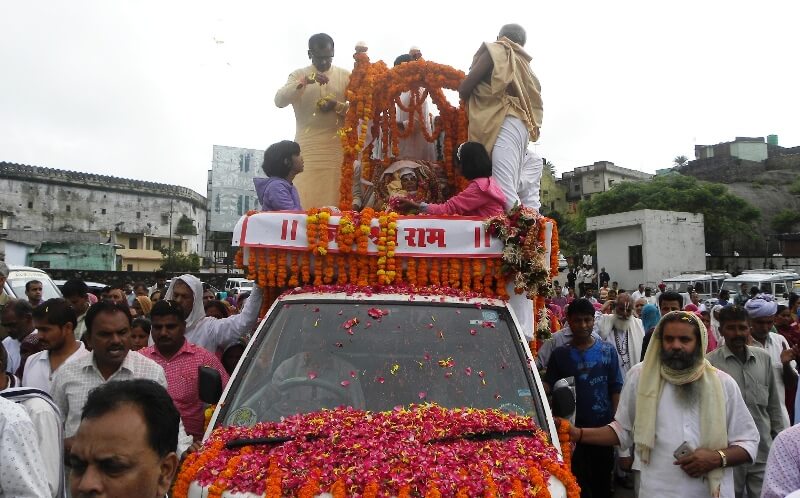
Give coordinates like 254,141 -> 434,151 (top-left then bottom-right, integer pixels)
559,311 -> 759,497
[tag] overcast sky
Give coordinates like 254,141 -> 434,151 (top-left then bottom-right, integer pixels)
2,0 -> 798,196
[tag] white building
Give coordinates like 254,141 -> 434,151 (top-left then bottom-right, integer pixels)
586,209 -> 706,291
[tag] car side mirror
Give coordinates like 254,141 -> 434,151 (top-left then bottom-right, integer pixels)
199,366 -> 223,404
551,376 -> 576,419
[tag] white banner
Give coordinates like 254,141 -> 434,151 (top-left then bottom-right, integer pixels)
233,212 -> 507,258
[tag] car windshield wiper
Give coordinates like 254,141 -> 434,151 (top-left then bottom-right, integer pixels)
225,434 -> 323,449
427,429 -> 537,444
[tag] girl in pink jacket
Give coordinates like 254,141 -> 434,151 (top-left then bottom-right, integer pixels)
397,142 -> 506,217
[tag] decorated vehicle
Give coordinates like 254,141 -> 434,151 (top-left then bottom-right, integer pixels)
176,209 -> 576,498
175,49 -> 576,498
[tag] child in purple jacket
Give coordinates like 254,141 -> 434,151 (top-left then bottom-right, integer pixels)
397,142 -> 506,217
254,140 -> 304,211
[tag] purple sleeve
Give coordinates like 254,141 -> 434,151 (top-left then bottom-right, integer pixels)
271,183 -> 299,211
425,182 -> 481,215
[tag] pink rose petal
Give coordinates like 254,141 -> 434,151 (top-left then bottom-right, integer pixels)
307,371 -> 318,380
418,391 -> 427,399
340,380 -> 350,387
377,377 -> 385,384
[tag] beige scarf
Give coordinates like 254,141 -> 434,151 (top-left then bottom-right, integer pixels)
466,37 -> 543,154
634,311 -> 727,497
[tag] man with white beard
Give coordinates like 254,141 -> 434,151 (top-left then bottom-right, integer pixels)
595,292 -> 645,373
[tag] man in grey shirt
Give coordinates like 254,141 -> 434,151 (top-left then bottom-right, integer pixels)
536,320 -> 601,371
708,305 -> 785,498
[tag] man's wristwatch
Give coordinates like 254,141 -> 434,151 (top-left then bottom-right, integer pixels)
717,449 -> 727,468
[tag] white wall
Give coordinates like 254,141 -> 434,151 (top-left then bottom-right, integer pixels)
588,210 -> 705,291
1,241 -> 33,266
729,141 -> 768,162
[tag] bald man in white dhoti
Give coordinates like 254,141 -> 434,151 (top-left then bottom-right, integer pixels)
275,33 -> 350,208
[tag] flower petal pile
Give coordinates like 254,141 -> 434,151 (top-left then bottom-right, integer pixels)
175,404 -> 578,497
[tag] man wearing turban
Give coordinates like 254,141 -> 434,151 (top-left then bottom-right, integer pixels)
745,294 -> 797,426
561,311 -> 759,497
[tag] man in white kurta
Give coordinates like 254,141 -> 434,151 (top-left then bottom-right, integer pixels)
595,293 -> 645,374
274,33 -> 350,208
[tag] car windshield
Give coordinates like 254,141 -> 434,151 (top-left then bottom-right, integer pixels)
218,299 -> 545,430
7,273 -> 61,300
239,281 -> 254,288
721,281 -> 771,294
665,281 -> 689,292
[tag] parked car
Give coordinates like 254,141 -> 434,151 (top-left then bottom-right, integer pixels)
224,277 -> 254,295
662,271 -> 732,303
53,280 -> 108,297
722,270 -> 800,305
557,252 -> 568,271
3,266 -> 62,301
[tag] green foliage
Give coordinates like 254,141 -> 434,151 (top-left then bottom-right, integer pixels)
771,210 -> 800,234
176,214 -> 198,235
673,155 -> 689,167
159,248 -> 200,272
575,174 -> 760,253
789,177 -> 800,195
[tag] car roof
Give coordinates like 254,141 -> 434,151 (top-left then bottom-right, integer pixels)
725,272 -> 799,282
663,272 -> 731,281
7,265 -> 50,274
278,290 -> 507,307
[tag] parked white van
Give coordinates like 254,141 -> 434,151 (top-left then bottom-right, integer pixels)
721,270 -> 800,305
224,277 -> 254,295
662,271 -> 732,302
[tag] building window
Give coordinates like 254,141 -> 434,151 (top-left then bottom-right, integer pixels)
237,195 -> 243,216
629,245 -> 643,270
27,201 -> 33,209
573,185 -> 580,191
66,205 -> 71,212
244,195 -> 250,212
129,238 -> 138,250
146,238 -> 151,250
161,214 -> 169,225
239,153 -> 251,172
127,264 -> 134,271
136,211 -> 141,219
174,240 -> 182,251
608,179 -> 615,187
101,208 -> 107,215
215,194 -> 220,213
153,239 -> 162,250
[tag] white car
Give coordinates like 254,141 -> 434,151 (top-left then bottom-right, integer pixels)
186,290 -> 574,497
3,266 -> 62,301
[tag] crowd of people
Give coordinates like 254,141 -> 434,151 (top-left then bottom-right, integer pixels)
0,261 -> 260,496
540,272 -> 800,498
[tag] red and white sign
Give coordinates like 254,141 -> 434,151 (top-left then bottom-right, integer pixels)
233,212 -> 508,258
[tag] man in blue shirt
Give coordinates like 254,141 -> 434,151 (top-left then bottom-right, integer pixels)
544,298 -> 624,498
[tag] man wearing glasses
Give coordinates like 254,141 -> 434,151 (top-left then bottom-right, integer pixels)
275,33 -> 350,208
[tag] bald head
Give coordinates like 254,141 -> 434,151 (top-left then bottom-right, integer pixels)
499,24 -> 526,46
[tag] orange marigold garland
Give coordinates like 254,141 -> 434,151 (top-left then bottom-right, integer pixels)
265,250 -> 278,288
417,257 -> 429,287
406,257 -> 417,287
263,456 -> 282,498
172,440 -> 224,498
376,212 -> 389,284
461,258 -> 472,292
386,212 -> 399,283
276,250 -> 288,288
287,251 -> 299,287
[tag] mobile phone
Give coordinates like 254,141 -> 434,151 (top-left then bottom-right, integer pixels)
673,441 -> 693,460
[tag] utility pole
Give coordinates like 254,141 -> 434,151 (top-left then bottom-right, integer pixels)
168,199 -> 174,271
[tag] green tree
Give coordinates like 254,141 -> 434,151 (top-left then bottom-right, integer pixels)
771,210 -> 800,233
543,159 -> 556,177
159,248 -> 200,272
176,214 -> 198,235
574,174 -> 760,255
673,155 -> 689,167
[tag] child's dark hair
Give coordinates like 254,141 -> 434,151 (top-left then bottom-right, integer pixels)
457,142 -> 493,180
131,317 -> 152,333
262,140 -> 301,178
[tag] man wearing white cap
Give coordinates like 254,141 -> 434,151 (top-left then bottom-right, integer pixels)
745,294 -> 797,426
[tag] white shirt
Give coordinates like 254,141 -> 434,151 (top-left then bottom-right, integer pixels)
752,331 -> 795,427
0,396 -> 50,498
184,286 -> 263,353
630,290 -> 645,301
1,337 -> 21,374
610,363 -> 759,498
22,342 -> 89,394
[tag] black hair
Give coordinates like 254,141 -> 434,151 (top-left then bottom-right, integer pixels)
0,342 -> 7,373
719,289 -> 730,298
150,300 -> 185,322
308,33 -> 334,51
499,23 -> 527,46
749,286 -> 760,297
790,292 -> 800,310
84,300 -> 132,338
81,379 -> 179,457
394,54 -> 412,66
133,281 -> 147,291
32,298 -> 77,329
566,298 -> 596,317
457,142 -> 493,180
25,280 -> 42,292
777,304 -> 788,314
131,317 -> 152,333
718,305 -> 748,326
658,291 -> 684,308
262,140 -> 301,178
3,299 -> 33,319
62,278 -> 89,298
204,300 -> 230,318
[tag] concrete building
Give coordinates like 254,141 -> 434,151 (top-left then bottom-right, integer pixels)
0,162 -> 207,271
206,145 -> 265,271
586,209 -> 706,290
29,242 -> 117,271
695,136 -> 769,163
557,161 -> 653,206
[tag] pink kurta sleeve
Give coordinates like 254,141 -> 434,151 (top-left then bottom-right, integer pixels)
424,181 -> 482,216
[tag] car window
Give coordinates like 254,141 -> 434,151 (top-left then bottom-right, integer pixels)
775,282 -> 787,295
7,272 -> 61,300
760,282 -> 772,294
219,300 -> 544,430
